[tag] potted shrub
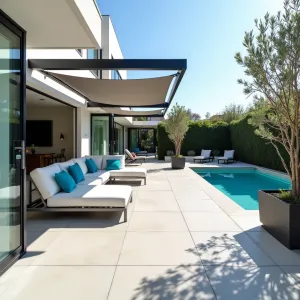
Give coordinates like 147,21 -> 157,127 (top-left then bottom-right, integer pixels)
164,103 -> 189,169
236,0 -> 300,249
187,150 -> 196,156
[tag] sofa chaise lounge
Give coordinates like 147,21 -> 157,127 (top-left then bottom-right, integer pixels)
28,155 -> 147,222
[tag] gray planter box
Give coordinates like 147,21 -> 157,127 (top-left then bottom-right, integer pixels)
171,157 -> 185,169
259,190 -> 300,249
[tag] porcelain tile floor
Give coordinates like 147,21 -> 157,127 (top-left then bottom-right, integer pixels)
1,160 -> 300,300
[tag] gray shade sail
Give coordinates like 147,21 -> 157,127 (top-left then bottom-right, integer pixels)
48,72 -> 174,107
102,108 -> 163,116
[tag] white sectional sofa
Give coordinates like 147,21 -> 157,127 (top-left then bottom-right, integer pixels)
28,155 -> 147,222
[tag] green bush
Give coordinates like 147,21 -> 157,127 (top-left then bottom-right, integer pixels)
157,121 -> 232,160
230,115 -> 289,172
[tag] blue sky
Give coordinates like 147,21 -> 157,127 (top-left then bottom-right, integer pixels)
97,0 -> 283,117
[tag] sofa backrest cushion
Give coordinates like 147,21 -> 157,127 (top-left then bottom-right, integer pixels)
102,155 -> 125,170
85,156 -> 103,170
30,164 -> 61,200
73,157 -> 88,174
57,160 -> 75,172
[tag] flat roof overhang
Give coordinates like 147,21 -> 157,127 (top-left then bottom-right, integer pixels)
28,58 -> 187,116
1,0 -> 102,48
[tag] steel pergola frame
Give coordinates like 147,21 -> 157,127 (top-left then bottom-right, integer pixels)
28,58 -> 187,116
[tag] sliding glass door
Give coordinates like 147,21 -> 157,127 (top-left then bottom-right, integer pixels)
91,115 -> 110,155
0,11 -> 26,273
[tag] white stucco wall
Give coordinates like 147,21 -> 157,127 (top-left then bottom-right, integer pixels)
77,108 -> 91,157
101,16 -> 127,80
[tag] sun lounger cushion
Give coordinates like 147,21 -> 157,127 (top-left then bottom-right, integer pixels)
30,164 -> 62,199
224,150 -> 234,158
109,168 -> 147,178
201,150 -> 211,157
47,185 -> 132,208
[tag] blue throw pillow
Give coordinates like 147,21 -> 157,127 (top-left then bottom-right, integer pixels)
85,158 -> 97,173
55,171 -> 76,193
106,159 -> 121,171
68,163 -> 85,183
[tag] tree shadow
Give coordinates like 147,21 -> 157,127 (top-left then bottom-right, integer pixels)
130,232 -> 300,300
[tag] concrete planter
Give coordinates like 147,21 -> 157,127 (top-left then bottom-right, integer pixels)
171,157 -> 185,169
259,190 -> 300,249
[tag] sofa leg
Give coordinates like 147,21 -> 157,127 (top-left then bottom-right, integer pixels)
124,208 -> 127,223
144,177 -> 147,185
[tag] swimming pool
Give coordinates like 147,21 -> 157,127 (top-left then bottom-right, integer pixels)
192,168 -> 290,210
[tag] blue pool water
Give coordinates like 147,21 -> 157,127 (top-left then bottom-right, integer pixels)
192,168 -> 291,210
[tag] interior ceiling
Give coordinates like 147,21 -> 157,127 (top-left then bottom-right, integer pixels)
26,89 -> 70,108
1,0 -> 100,48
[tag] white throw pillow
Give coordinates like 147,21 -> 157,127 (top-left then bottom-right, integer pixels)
73,157 -> 88,174
224,150 -> 234,158
30,164 -> 61,200
201,150 -> 211,157
102,155 -> 125,170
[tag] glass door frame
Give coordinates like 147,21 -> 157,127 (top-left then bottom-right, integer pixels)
128,128 -> 157,153
113,121 -> 124,155
0,9 -> 27,275
90,114 -> 114,155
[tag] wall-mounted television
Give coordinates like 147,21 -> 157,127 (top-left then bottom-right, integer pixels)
26,120 -> 53,147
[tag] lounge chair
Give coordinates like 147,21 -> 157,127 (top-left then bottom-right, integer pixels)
194,150 -> 213,163
133,148 -> 147,156
125,149 -> 146,164
218,150 -> 235,164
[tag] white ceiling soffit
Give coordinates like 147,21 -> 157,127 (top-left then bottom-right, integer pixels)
48,72 -> 174,106
1,0 -> 102,49
102,108 -> 163,116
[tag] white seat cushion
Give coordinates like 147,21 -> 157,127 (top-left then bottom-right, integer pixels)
77,171 -> 110,185
102,155 -> 125,169
30,164 -> 61,200
72,157 -> 88,174
47,185 -> 132,208
110,168 -> 147,178
85,155 -> 103,170
200,150 -> 211,158
194,156 -> 205,159
224,150 -> 235,158
57,160 -> 75,172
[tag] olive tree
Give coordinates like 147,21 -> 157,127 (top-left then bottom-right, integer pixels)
164,103 -> 189,157
235,0 -> 300,197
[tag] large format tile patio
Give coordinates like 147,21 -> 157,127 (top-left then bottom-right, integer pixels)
1,160 -> 300,299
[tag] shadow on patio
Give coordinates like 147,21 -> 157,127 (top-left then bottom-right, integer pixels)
130,232 -> 300,300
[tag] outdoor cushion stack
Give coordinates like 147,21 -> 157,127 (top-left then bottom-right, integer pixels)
30,155 -> 147,209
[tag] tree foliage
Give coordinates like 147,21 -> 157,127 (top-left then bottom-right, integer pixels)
221,103 -> 245,123
235,0 -> 300,197
164,103 -> 189,156
187,108 -> 201,121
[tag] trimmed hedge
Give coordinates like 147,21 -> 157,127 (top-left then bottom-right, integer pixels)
157,121 -> 232,160
230,115 -> 289,172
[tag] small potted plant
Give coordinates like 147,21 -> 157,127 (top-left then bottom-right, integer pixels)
164,103 -> 189,169
29,144 -> 37,155
187,150 -> 196,156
